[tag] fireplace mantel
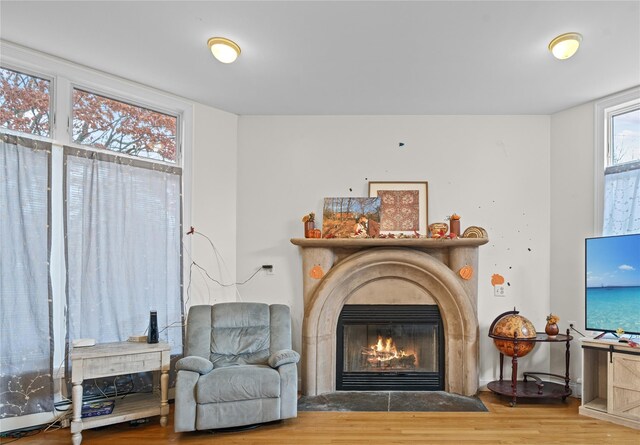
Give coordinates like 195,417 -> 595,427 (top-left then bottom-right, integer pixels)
291,237 -> 488,248
291,235 -> 488,396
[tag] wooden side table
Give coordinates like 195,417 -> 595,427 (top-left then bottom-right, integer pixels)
70,341 -> 170,445
488,330 -> 573,407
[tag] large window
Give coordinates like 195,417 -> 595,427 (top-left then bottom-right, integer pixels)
0,67 -> 51,137
0,46 -> 189,425
598,90 -> 640,235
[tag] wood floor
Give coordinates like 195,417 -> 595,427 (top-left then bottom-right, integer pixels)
9,392 -> 638,445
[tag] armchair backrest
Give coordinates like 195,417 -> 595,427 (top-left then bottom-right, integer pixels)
185,303 -> 292,368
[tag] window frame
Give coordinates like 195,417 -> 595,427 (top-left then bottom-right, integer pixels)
594,87 -> 640,233
606,100 -> 640,169
69,84 -> 181,165
0,40 -> 193,387
0,64 -> 55,140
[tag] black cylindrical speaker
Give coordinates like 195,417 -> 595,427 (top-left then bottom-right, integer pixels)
148,310 -> 159,344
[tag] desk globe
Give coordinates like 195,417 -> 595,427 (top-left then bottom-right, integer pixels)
490,311 -> 537,357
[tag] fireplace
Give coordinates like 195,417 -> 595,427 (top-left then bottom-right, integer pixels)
291,237 -> 487,396
337,305 -> 444,391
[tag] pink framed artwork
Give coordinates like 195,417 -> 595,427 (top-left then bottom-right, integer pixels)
368,181 -> 428,236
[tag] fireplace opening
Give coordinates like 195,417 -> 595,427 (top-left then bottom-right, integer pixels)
336,305 -> 445,391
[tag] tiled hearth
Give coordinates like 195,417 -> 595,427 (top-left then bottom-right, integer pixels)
291,237 -> 488,396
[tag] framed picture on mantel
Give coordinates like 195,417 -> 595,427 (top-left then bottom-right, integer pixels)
368,181 -> 428,236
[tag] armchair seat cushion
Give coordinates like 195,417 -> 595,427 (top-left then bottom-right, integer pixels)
196,365 -> 280,404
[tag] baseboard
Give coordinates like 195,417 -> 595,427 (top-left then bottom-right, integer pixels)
0,412 -> 58,434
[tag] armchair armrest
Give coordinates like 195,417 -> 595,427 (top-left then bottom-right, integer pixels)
268,349 -> 300,368
176,356 -> 214,375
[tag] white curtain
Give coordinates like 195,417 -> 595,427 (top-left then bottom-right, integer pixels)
0,134 -> 53,417
603,166 -> 640,235
65,148 -> 182,354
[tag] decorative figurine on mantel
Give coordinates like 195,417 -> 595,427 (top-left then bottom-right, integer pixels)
302,212 -> 315,238
448,213 -> 461,237
428,222 -> 448,238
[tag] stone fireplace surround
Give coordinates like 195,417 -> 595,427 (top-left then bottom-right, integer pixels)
291,237 -> 488,397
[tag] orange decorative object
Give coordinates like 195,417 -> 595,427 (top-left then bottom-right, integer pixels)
309,265 -> 324,280
459,265 -> 473,280
312,228 -> 322,238
304,221 -> 315,238
450,219 -> 461,236
429,222 -> 448,238
545,322 -> 560,338
491,274 -> 505,286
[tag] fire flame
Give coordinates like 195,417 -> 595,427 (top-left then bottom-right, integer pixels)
363,335 -> 411,364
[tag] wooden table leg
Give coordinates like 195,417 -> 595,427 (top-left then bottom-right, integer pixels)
71,381 -> 83,445
160,369 -> 169,427
564,330 -> 571,399
511,339 -> 519,407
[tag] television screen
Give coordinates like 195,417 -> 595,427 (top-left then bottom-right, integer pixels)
585,233 -> 640,335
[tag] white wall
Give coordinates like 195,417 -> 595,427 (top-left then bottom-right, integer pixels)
549,101 -> 596,390
236,115 -> 552,385
188,103 -> 239,307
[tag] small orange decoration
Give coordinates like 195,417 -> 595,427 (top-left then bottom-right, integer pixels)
491,274 -> 505,286
458,265 -> 474,280
312,228 -> 322,238
309,265 -> 324,280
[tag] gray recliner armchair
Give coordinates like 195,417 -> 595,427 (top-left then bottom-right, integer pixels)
174,303 -> 300,432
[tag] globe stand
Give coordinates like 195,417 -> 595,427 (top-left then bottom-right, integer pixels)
488,309 -> 573,407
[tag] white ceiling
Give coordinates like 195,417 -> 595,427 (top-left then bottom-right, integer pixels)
1,1 -> 639,115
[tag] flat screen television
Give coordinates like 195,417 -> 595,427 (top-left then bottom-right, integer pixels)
585,233 -> 640,336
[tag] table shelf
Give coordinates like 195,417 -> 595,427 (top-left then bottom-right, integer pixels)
583,396 -> 608,413
75,393 -> 161,430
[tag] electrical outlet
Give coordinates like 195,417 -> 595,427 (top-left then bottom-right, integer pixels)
494,285 -> 506,297
262,264 -> 274,275
568,320 -> 576,327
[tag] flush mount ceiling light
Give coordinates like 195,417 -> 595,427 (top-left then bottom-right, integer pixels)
207,37 -> 241,64
548,32 -> 582,60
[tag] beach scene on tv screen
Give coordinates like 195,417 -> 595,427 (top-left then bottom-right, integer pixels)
586,235 -> 640,334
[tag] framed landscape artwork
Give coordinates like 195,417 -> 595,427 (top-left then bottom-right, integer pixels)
368,181 -> 428,235
322,197 -> 381,238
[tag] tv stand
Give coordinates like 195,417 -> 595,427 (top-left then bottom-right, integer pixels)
580,338 -> 640,429
594,331 -> 619,340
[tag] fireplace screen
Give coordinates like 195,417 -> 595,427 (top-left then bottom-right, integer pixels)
337,305 -> 444,391
343,324 -> 438,373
